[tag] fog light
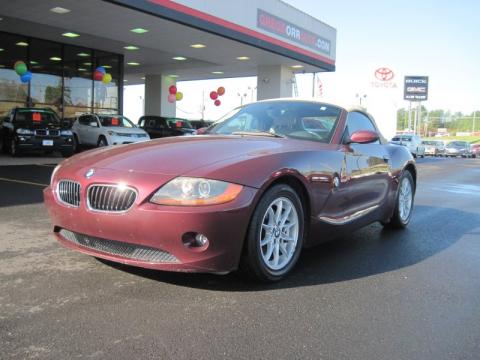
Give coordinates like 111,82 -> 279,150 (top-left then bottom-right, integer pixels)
195,233 -> 208,247
182,232 -> 209,250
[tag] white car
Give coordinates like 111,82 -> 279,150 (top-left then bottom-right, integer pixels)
390,134 -> 425,158
72,114 -> 149,148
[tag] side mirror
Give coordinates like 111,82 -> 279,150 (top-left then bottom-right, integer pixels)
89,121 -> 98,127
347,130 -> 379,144
196,127 -> 207,135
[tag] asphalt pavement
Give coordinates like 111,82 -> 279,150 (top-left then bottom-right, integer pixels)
0,157 -> 479,360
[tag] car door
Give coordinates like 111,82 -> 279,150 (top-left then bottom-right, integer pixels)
85,115 -> 101,145
74,115 -> 90,145
342,111 -> 391,214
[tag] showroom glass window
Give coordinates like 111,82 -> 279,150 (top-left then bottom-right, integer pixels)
63,45 -> 94,119
29,38 -> 62,115
94,50 -> 120,114
0,33 -> 29,115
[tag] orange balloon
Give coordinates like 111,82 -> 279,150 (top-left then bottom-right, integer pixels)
217,86 -> 225,96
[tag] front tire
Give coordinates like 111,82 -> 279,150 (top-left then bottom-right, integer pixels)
383,171 -> 415,229
97,136 -> 108,147
10,138 -> 21,157
240,184 -> 305,282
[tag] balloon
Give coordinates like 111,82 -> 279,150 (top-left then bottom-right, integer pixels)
20,71 -> 32,83
217,87 -> 225,96
175,92 -> 183,101
14,61 -> 27,76
102,73 -> 112,84
169,85 -> 177,95
93,70 -> 104,81
95,66 -> 106,75
214,99 -> 221,106
168,94 -> 176,103
210,91 -> 218,100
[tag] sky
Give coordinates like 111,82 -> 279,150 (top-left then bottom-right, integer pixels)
124,0 -> 480,126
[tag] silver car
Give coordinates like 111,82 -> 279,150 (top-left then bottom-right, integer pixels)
391,134 -> 425,158
422,140 -> 445,156
445,141 -> 473,158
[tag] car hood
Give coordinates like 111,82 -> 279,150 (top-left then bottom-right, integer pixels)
61,135 -> 305,175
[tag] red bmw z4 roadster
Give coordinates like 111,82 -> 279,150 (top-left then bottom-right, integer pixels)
44,100 -> 416,282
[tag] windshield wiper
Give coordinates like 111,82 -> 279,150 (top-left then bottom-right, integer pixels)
231,131 -> 285,138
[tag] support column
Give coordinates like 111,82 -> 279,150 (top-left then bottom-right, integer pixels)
256,65 -> 292,101
144,74 -> 176,117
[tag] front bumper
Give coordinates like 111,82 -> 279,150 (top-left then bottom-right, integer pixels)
108,134 -> 150,145
44,173 -> 257,273
17,135 -> 74,152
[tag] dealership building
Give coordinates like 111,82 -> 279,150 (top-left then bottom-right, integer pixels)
0,0 -> 336,119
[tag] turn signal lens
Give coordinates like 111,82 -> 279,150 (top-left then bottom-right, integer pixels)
150,177 -> 243,206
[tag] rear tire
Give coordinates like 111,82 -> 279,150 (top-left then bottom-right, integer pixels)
0,135 -> 8,154
382,171 -> 415,229
240,184 -> 305,282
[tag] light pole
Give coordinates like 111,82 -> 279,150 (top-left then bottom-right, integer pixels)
356,93 -> 367,107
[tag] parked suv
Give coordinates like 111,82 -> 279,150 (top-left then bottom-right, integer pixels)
138,116 -> 196,139
0,107 -> 74,157
445,141 -> 472,158
72,114 -> 149,148
390,134 -> 425,158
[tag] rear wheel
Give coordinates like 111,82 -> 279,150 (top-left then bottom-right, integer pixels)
0,134 -> 8,154
382,171 -> 414,229
240,184 -> 304,282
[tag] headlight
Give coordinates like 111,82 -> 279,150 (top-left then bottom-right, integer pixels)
150,177 -> 243,206
60,130 -> 73,136
50,164 -> 61,185
16,128 -> 34,135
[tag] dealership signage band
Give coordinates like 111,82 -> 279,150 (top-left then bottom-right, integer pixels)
257,9 -> 331,55
404,76 -> 429,101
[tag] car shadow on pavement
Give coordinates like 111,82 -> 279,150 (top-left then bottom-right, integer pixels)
99,205 -> 478,291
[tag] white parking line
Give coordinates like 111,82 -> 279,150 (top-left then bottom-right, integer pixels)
0,177 -> 48,187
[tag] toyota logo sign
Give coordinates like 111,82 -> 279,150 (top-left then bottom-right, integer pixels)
374,67 -> 394,81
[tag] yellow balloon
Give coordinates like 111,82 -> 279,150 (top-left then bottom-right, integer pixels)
102,73 -> 112,84
175,92 -> 183,101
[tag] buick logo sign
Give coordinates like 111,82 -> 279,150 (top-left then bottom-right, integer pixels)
85,168 -> 95,179
375,67 -> 394,81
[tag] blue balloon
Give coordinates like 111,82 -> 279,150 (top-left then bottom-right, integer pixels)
20,71 -> 32,83
95,66 -> 106,75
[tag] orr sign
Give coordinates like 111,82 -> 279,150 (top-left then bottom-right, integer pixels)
257,9 -> 331,55
404,76 -> 429,101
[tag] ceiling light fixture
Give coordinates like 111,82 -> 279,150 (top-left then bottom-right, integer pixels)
50,57 -> 62,61
236,56 -> 250,60
16,42 -> 29,47
130,28 -> 149,34
141,76 -> 146,80
124,45 -> 139,50
77,52 -> 90,57
62,32 -> 80,38
29,61 -> 39,65
172,56 -> 187,61
50,7 -> 71,14
212,71 -> 224,75
0,48 -> 4,52
78,68 -> 87,72
127,62 -> 140,66
291,65 -> 304,69
190,44 -> 206,49
101,65 -> 112,69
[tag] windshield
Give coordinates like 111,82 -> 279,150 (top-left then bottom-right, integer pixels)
99,115 -> 135,128
422,141 -> 439,145
208,101 -> 341,143
15,109 -> 60,127
447,141 -> 466,147
166,118 -> 193,129
392,136 -> 412,142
